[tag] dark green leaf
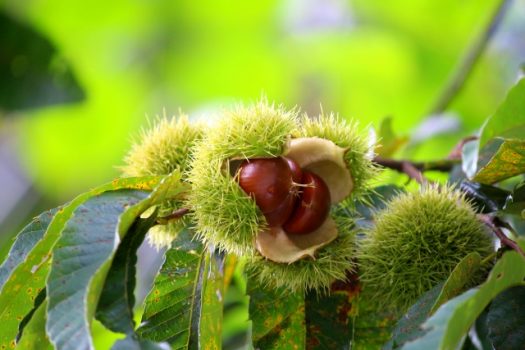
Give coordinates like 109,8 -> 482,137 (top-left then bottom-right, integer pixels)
255,306 -> 305,350
350,292 -> 397,350
137,231 -> 225,349
305,275 -> 359,350
472,309 -> 492,350
46,190 -> 150,350
0,11 -> 84,111
112,334 -> 167,350
46,172 -> 185,350
96,213 -> 158,334
401,242 -> 525,350
391,283 -> 444,348
487,286 -> 525,350
502,181 -> 525,217
17,288 -> 46,343
248,279 -> 304,345
197,249 -> 225,348
0,208 -> 58,290
138,230 -> 203,346
0,176 -> 162,349
479,78 -> 525,148
459,181 -> 510,213
15,301 -> 52,350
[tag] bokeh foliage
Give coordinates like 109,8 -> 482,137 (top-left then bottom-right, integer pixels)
0,0 -> 518,200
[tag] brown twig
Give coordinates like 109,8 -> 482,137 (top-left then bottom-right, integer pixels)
156,208 -> 190,225
447,136 -> 479,160
373,156 -> 460,184
478,214 -> 525,259
373,156 -> 459,173
401,161 -> 427,185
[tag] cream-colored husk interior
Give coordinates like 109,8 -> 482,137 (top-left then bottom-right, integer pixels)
283,137 -> 352,203
255,217 -> 338,263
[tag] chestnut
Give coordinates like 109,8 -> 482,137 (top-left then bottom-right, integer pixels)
284,157 -> 302,184
238,157 -> 297,226
283,171 -> 331,235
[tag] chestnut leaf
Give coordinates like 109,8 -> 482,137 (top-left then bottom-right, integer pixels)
137,230 -> 225,349
0,176 -> 163,349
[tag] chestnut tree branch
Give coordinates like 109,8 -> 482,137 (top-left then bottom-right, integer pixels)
156,208 -> 190,225
478,214 -> 525,259
428,0 -> 511,115
401,161 -> 427,185
373,156 -> 459,184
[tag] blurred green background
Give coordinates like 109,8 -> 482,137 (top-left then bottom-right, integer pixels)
0,0 -> 524,348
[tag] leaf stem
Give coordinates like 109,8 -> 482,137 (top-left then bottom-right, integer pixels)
427,0 -> 511,115
481,251 -> 498,266
478,214 -> 525,259
156,208 -> 190,225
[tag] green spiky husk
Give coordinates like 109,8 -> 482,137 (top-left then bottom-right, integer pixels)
299,113 -> 378,201
188,104 -> 376,258
122,114 -> 204,178
358,185 -> 494,312
187,101 -> 298,255
246,208 -> 357,293
122,114 -> 204,248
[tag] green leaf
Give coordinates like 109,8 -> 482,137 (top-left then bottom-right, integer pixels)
96,213 -> 158,334
430,252 -> 483,314
255,306 -> 305,350
401,243 -> 525,350
459,181 -> 510,213
350,292 -> 398,349
198,249 -> 226,348
46,189 -> 150,350
479,78 -> 525,148
472,309 -> 492,350
112,335 -> 167,350
0,176 -> 161,349
248,280 -> 304,345
137,231 -> 225,349
390,252 -> 482,348
486,286 -> 525,350
16,301 -> 52,350
389,283 -> 444,349
46,172 -> 185,350
17,288 -> 46,344
376,117 -> 409,157
501,181 -> 525,217
305,278 -> 358,350
0,11 -> 84,111
473,138 -> 525,184
0,208 -> 58,290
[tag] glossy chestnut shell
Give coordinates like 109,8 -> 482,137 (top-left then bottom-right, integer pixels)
238,157 -> 331,234
238,157 -> 297,227
283,171 -> 331,235
284,157 -> 303,184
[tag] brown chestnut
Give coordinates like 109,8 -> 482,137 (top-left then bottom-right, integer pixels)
238,157 -> 297,226
284,157 -> 302,184
283,171 -> 331,235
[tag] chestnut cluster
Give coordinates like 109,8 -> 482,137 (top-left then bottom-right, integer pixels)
237,157 -> 331,235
